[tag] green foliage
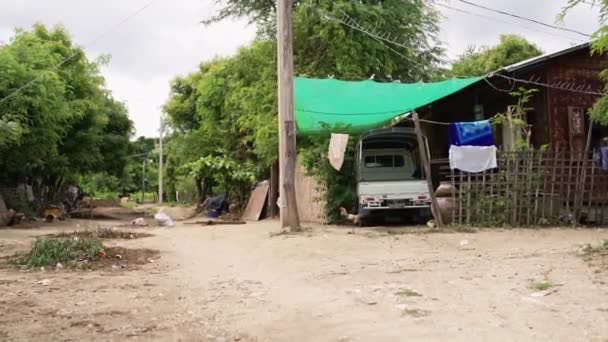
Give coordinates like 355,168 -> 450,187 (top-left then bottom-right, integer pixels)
490,87 -> 539,150
561,1 -> 608,124
531,281 -> 555,291
293,0 -> 443,82
181,153 -> 256,203
447,35 -> 543,77
300,124 -> 357,222
26,235 -> 103,268
582,240 -> 608,255
0,24 -> 132,203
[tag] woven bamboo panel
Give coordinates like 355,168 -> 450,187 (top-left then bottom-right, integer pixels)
295,160 -> 327,224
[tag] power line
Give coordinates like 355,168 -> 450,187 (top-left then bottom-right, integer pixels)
455,0 -> 591,38
0,0 -> 157,105
436,3 -> 587,43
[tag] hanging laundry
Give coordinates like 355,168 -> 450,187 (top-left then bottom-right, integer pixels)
601,147 -> 608,171
449,145 -> 497,173
449,120 -> 494,147
328,133 -> 349,171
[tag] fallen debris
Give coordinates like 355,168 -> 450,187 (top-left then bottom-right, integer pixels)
185,220 -> 246,226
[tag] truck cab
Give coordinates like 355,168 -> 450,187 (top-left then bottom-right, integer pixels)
356,127 -> 431,224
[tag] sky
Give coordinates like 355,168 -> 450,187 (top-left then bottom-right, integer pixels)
0,0 -> 603,137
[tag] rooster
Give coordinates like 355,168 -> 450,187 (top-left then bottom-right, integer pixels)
339,207 -> 360,225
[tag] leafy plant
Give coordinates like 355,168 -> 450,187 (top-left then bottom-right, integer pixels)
181,152 -> 256,204
299,123 -> 357,223
490,87 -> 539,150
531,281 -> 555,291
26,235 -> 103,268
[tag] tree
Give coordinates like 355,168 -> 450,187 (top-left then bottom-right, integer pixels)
561,0 -> 608,124
0,24 -> 133,205
446,34 -> 543,77
165,0 -> 445,209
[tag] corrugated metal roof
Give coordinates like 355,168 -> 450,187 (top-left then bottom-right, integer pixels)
499,42 -> 590,73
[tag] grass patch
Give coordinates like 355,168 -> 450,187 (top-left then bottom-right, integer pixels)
53,229 -> 152,240
26,235 -> 103,268
531,281 -> 555,291
582,240 -> 608,255
402,308 -> 430,318
395,289 -> 422,297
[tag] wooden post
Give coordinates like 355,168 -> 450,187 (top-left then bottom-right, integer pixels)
412,111 -> 443,226
574,121 -> 594,224
158,115 -> 164,204
268,161 -> 279,218
277,0 -> 300,231
141,159 -> 146,204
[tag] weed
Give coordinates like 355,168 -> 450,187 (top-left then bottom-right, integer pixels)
395,289 -> 422,297
27,235 -> 103,268
531,281 -> 554,291
402,308 -> 430,317
582,240 -> 608,255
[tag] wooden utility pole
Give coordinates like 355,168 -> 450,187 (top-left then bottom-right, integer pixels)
412,111 -> 443,227
141,159 -> 146,204
158,115 -> 164,204
277,0 -> 300,231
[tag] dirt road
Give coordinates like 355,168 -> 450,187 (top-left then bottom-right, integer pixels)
1,221 -> 607,341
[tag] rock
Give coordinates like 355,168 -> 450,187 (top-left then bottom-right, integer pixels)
56,263 -> 64,269
112,265 -> 119,270
130,217 -> 146,226
459,240 -> 469,247
40,266 -> 45,272
38,279 -> 51,286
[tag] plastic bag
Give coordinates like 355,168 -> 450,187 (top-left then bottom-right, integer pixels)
154,209 -> 175,227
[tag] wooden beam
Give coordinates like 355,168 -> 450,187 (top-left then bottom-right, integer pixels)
412,110 -> 443,227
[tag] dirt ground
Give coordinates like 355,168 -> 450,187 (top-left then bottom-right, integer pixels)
1,220 -> 608,342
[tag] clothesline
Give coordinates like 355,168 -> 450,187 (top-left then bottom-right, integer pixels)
402,116 -> 452,126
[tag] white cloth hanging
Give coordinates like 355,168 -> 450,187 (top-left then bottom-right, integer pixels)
449,145 -> 497,173
328,133 -> 349,171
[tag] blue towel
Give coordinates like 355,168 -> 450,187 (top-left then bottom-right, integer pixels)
449,120 -> 494,147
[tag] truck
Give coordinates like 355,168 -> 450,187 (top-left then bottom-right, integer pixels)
355,127 -> 431,225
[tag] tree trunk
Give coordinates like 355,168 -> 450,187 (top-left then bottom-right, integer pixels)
195,177 -> 204,202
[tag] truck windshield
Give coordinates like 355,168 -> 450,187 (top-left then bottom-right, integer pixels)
364,155 -> 405,168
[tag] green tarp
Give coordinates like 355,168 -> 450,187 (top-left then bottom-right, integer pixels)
295,76 -> 482,134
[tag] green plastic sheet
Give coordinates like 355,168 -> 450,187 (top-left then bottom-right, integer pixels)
295,76 -> 482,135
